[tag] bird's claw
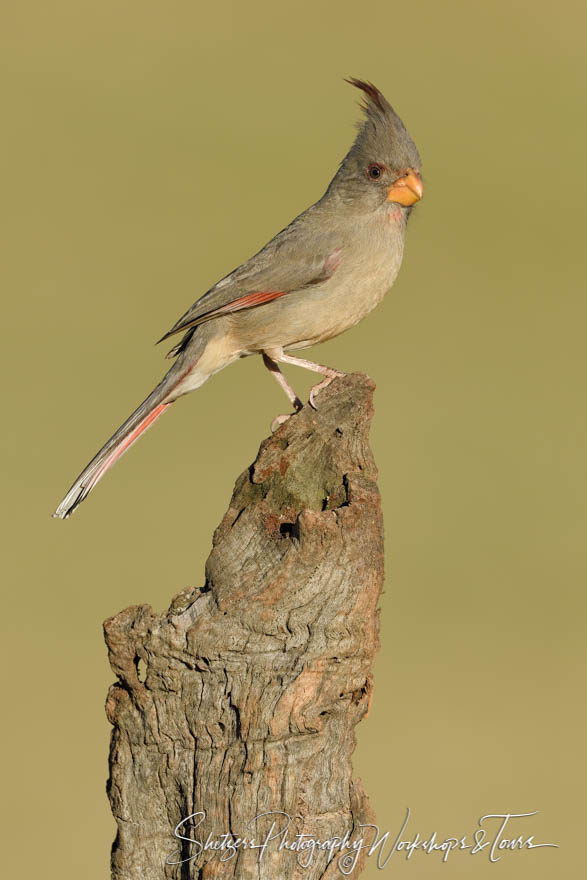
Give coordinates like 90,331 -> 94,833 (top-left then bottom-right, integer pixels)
309,372 -> 346,410
271,413 -> 293,433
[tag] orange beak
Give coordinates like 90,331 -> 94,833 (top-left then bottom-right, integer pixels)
387,169 -> 424,206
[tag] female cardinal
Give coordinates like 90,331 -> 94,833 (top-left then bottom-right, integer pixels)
54,78 -> 423,519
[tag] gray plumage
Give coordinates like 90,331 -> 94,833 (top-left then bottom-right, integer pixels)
54,78 -> 423,519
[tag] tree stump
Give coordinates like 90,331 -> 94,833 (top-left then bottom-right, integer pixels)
104,373 -> 384,879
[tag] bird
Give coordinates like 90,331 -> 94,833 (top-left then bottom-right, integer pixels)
53,78 -> 423,519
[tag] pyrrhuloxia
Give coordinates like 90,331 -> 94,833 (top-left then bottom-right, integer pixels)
54,79 -> 423,519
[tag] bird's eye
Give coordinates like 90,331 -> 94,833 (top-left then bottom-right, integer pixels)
367,163 -> 384,180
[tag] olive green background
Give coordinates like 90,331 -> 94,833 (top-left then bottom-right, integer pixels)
2,1 -> 585,876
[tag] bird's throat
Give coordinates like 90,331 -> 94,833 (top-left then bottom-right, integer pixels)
387,204 -> 404,224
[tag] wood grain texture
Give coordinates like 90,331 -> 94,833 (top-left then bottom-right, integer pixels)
104,373 -> 384,879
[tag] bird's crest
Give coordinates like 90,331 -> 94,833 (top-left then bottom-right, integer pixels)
342,76 -> 421,174
345,78 -> 388,113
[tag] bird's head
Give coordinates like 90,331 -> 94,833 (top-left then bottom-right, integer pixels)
330,78 -> 423,212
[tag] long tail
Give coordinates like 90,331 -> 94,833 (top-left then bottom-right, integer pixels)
53,364 -> 189,520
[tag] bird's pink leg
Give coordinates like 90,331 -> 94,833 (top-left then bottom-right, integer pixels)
262,353 -> 304,431
262,353 -> 304,408
275,353 -> 346,409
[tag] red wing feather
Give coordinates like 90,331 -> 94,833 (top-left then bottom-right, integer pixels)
158,245 -> 342,349
211,290 -> 288,315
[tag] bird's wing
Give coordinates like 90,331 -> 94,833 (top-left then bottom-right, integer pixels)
157,215 -> 342,347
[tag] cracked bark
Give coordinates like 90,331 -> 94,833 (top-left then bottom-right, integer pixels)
104,373 -> 384,879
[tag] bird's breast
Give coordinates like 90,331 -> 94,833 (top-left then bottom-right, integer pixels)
306,220 -> 406,338
232,211 -> 407,353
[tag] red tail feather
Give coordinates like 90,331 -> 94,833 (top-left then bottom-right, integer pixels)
90,403 -> 169,488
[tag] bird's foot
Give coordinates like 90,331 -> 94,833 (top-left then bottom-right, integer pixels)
270,395 -> 304,431
271,413 -> 294,433
309,370 -> 346,409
